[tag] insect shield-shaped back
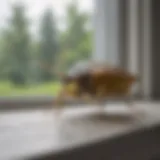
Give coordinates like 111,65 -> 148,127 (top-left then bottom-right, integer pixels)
90,67 -> 137,97
57,60 -> 138,103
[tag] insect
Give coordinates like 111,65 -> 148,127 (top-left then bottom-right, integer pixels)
54,61 -> 137,112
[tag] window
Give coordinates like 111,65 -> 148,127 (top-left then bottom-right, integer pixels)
0,0 -> 93,97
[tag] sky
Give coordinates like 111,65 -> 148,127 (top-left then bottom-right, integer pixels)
0,0 -> 94,31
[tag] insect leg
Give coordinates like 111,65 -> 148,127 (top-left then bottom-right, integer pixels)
53,90 -> 66,118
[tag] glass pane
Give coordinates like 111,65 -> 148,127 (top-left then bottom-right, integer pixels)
0,0 -> 93,96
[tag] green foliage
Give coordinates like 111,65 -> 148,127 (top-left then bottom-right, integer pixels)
1,4 -> 31,85
0,2 -> 92,96
60,2 -> 92,70
39,8 -> 60,82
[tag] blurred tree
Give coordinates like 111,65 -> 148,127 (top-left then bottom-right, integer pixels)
1,4 -> 31,85
39,8 -> 59,82
59,1 -> 92,71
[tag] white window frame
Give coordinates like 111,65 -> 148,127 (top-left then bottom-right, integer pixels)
93,0 -> 152,99
0,0 -> 152,109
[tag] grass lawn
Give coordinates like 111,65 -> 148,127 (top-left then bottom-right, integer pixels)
0,81 -> 62,96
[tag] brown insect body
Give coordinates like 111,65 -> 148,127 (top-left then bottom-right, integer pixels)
62,62 -> 137,100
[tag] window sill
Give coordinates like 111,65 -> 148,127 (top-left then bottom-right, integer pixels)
0,104 -> 159,160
